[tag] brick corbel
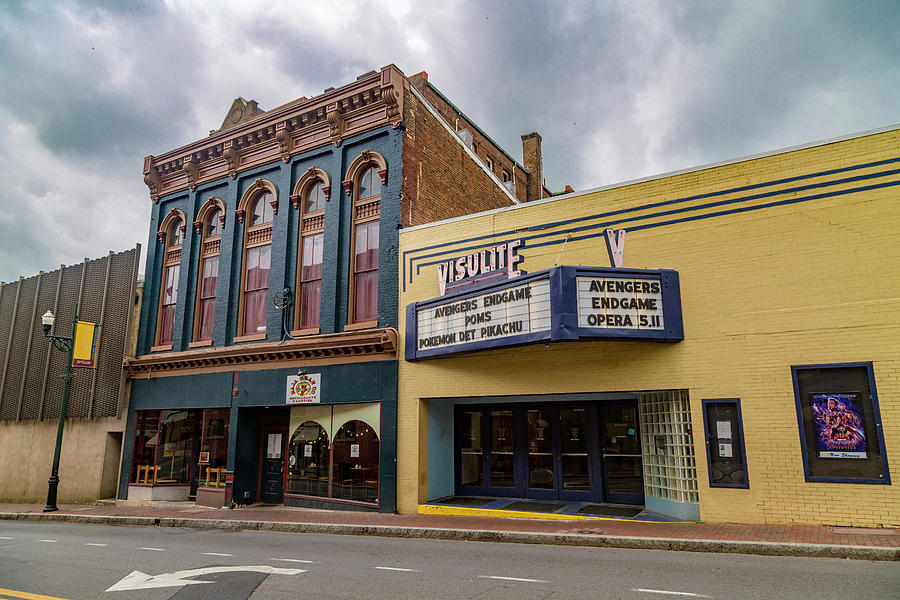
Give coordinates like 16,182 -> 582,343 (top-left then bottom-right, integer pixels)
143,156 -> 161,203
223,142 -> 239,179
182,157 -> 200,191
275,122 -> 293,163
327,102 -> 343,147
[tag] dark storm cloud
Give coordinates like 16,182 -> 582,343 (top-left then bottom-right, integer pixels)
0,0 -> 897,283
655,2 -> 900,167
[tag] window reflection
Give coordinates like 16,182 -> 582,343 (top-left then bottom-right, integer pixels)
332,420 -> 379,503
287,421 -> 329,497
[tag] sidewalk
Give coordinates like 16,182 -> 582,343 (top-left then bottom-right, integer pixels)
1,502 -> 897,561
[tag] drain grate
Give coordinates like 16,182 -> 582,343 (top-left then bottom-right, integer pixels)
832,527 -> 898,535
577,505 -> 643,518
503,501 -> 569,513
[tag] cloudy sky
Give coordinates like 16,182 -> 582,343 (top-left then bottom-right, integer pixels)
0,0 -> 897,282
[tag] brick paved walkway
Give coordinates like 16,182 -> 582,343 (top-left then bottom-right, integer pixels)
2,502 -> 897,550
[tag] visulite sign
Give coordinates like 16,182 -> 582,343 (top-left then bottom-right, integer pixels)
406,266 -> 683,360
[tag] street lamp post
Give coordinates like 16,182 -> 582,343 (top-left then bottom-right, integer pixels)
40,303 -> 78,513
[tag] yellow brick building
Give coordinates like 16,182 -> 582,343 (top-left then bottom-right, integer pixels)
396,125 -> 899,527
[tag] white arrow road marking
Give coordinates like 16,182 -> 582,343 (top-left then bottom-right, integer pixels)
105,566 -> 305,592
272,558 -> 316,564
632,589 -> 711,598
478,575 -> 549,583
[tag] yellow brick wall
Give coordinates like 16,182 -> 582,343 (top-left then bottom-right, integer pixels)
397,128 -> 900,526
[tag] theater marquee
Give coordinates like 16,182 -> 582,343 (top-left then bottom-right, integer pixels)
406,266 -> 683,360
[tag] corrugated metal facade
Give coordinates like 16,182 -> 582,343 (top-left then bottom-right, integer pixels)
0,247 -> 139,420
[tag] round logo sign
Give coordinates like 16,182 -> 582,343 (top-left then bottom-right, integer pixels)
291,376 -> 316,396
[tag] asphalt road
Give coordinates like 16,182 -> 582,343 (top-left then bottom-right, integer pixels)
0,521 -> 897,600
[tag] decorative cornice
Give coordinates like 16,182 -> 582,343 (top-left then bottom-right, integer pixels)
143,65 -> 409,201
124,328 -> 398,379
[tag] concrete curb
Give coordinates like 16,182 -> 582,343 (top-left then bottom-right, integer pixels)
1,512 -> 897,561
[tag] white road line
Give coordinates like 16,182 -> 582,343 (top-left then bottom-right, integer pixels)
204,552 -> 233,557
374,566 -> 420,572
478,575 -> 549,583
85,543 -> 108,547
632,589 -> 711,598
139,547 -> 165,551
38,539 -> 57,543
0,536 -> 13,540
272,558 -> 316,564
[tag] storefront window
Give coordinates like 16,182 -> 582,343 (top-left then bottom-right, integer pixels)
332,420 -> 379,503
131,411 -> 160,483
130,409 -> 197,485
198,408 -> 229,488
792,363 -> 890,484
287,421 -> 329,497
155,410 -> 196,484
286,404 -> 380,506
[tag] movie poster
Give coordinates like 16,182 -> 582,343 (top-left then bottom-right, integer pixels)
811,393 -> 867,459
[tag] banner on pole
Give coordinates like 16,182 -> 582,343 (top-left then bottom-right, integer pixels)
72,321 -> 99,368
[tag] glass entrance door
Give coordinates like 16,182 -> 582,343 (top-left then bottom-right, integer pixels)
559,407 -> 592,499
526,408 -> 555,498
600,402 -> 644,505
525,406 -> 594,501
455,401 -> 643,505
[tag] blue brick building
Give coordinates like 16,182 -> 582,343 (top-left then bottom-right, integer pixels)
121,66 -> 542,512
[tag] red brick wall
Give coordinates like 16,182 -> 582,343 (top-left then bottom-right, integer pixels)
408,76 -> 530,204
401,85 -> 516,227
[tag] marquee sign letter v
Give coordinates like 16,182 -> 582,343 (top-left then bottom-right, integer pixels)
605,229 -> 626,268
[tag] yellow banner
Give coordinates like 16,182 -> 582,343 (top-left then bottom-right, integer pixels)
72,321 -> 98,368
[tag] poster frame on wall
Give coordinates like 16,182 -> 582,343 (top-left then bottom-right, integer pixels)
791,362 -> 891,485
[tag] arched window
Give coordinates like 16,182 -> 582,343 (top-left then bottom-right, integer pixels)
237,181 -> 276,339
155,209 -> 186,348
343,152 -> 386,326
292,168 -> 329,332
287,421 -> 329,498
207,208 -> 223,237
250,192 -> 275,226
192,198 -> 225,343
332,419 -> 379,503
